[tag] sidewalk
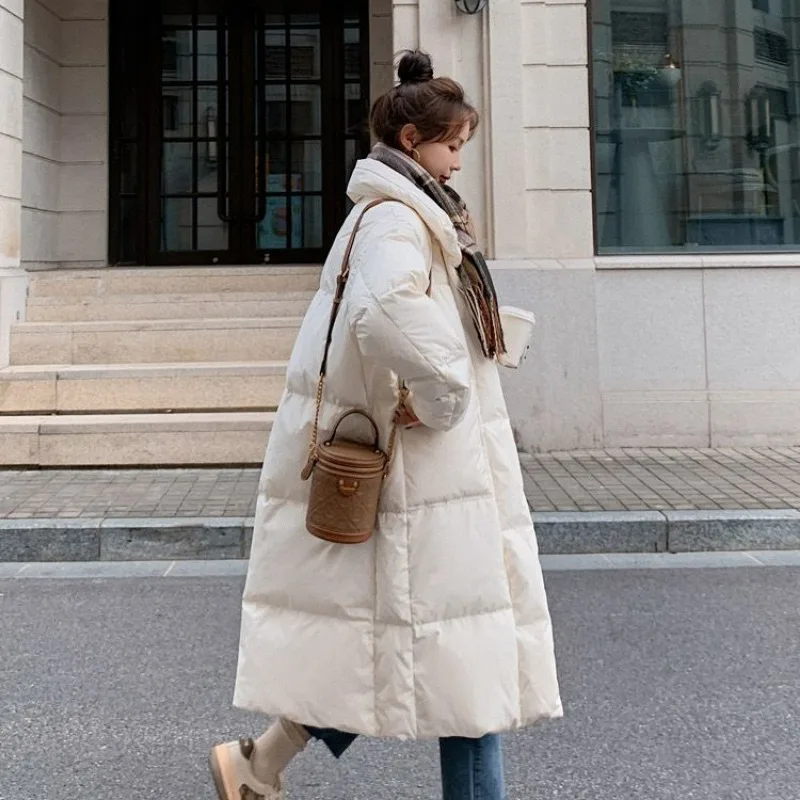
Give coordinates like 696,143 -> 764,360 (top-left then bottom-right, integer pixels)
2,447 -> 800,561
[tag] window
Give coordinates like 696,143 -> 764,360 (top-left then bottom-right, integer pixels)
110,0 -> 370,265
592,0 -> 800,253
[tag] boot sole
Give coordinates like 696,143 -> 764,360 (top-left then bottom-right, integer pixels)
208,744 -> 237,800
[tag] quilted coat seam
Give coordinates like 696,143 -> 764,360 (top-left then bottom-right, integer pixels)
396,435 -> 418,739
397,490 -> 494,514
468,378 -> 525,727
412,605 -> 514,630
244,597 -> 374,624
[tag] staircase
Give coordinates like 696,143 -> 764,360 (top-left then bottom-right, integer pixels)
0,267 -> 319,467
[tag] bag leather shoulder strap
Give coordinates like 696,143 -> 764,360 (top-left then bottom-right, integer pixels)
302,198 -> 432,481
303,199 -> 389,480
320,198 -> 388,379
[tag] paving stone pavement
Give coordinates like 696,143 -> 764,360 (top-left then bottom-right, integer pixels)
1,447 -> 800,519
521,447 -> 800,512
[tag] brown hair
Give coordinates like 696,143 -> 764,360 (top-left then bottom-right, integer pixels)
370,50 -> 479,149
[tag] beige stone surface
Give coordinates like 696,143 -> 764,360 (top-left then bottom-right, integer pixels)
61,19 -> 106,66
0,68 -> 23,142
525,190 -> 594,258
102,270 -> 321,296
0,0 -> 23,20
0,371 -> 55,412
711,393 -> 800,447
524,128 -> 591,192
0,4 -> 24,78
0,135 -> 22,203
26,292 -> 315,322
59,163 -> 107,213
596,270 -> 707,393
68,320 -> 300,364
58,211 -> 107,263
522,65 -> 590,129
602,394 -> 710,448
58,0 -> 107,21
57,370 -> 286,412
36,412 -> 273,466
0,430 -> 38,465
9,326 -> 71,364
494,265 -> 602,451
28,267 -> 322,297
0,196 -> 22,267
61,66 -> 107,115
22,154 -> 59,212
21,208 -> 58,263
24,43 -> 60,111
60,114 -> 106,163
0,266 -> 28,363
21,101 -> 59,161
486,0 -> 526,259
23,0 -> 59,57
27,274 -> 102,297
704,268 -> 800,392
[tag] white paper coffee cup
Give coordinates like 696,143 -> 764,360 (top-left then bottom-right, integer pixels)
497,306 -> 536,369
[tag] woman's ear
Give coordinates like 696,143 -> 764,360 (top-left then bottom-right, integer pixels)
398,124 -> 418,155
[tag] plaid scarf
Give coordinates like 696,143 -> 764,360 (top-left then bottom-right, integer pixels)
369,143 -> 506,360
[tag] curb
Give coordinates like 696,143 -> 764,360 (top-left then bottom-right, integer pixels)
0,517 -> 254,563
2,510 -> 800,562
532,509 -> 800,554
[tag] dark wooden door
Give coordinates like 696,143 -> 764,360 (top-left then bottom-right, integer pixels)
109,0 -> 370,265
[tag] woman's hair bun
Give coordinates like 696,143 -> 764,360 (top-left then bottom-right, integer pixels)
397,50 -> 434,85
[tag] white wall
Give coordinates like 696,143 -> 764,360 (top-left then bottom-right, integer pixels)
0,0 -> 28,368
596,261 -> 800,447
58,0 -> 108,269
21,0 -> 108,270
22,0 -> 60,268
1,0 -> 24,269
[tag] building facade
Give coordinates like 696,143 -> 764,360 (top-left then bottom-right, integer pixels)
0,0 -> 798,465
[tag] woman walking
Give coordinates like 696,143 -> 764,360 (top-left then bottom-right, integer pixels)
210,50 -> 562,800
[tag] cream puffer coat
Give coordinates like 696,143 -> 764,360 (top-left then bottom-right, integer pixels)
234,158 -> 562,739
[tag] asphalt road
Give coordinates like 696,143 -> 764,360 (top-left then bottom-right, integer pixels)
2,567 -> 799,800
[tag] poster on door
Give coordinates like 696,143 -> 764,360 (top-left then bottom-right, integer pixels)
258,174 -> 304,250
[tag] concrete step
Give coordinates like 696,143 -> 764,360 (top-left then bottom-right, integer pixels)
28,266 -> 321,299
0,412 -> 273,466
10,317 -> 303,366
0,362 -> 287,414
25,291 -> 315,323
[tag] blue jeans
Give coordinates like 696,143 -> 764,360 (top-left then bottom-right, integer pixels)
304,726 -> 507,800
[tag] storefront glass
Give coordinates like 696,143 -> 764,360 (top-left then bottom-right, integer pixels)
593,0 -> 800,252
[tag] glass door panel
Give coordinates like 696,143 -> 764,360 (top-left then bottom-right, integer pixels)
109,0 -> 369,265
158,9 -> 229,257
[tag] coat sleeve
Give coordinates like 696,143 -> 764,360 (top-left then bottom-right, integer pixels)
347,204 -> 472,432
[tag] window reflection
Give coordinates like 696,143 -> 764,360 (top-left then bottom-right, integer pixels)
593,0 -> 800,252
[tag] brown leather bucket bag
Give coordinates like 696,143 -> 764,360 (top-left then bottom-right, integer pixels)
300,199 -> 400,545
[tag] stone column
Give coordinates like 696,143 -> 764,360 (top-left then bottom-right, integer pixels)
0,0 -> 28,366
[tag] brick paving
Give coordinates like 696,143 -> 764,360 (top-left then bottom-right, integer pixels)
1,448 -> 800,519
520,447 -> 800,512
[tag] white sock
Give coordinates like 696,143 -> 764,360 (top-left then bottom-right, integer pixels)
250,718 -> 310,785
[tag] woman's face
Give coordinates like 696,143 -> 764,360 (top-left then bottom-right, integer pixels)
401,122 -> 471,186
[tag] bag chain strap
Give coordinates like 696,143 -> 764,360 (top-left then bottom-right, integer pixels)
302,199 -> 407,481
